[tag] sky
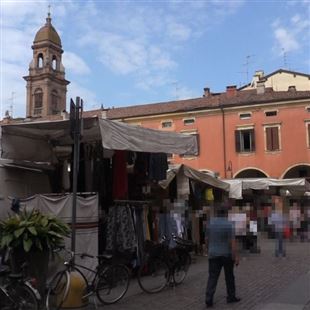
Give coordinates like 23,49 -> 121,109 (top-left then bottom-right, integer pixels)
1,0 -> 310,119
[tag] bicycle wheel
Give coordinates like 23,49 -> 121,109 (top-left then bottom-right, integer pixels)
173,251 -> 191,285
46,270 -> 70,310
96,264 -> 130,304
138,257 -> 170,293
10,283 -> 39,310
0,286 -> 13,310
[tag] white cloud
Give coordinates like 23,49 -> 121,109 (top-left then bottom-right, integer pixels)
135,74 -> 174,91
67,81 -> 100,111
0,62 -> 27,118
272,10 -> 310,55
274,28 -> 300,52
63,52 -> 91,75
210,0 -> 245,15
167,21 -> 191,41
171,85 -> 197,101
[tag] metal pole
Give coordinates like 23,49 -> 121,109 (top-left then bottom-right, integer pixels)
71,97 -> 81,254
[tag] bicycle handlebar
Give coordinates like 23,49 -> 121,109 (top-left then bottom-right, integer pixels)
80,253 -> 94,259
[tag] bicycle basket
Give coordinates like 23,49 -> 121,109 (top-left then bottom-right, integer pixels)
143,240 -> 165,258
175,238 -> 195,252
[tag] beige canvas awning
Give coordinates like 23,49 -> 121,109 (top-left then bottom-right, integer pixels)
159,164 -> 230,192
0,117 -> 198,163
225,178 -> 310,199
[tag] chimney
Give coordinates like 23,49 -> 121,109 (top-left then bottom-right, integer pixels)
226,85 -> 237,97
101,110 -> 107,119
256,79 -> 266,94
203,87 -> 211,97
288,85 -> 296,92
254,70 -> 264,79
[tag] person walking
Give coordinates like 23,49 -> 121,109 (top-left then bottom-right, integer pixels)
205,203 -> 240,308
269,196 -> 287,257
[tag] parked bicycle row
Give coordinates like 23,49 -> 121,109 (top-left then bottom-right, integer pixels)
0,234 -> 195,310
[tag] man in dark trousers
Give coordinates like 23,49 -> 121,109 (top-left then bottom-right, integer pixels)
205,202 -> 240,308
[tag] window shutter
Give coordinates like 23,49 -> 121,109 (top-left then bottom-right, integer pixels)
195,134 -> 200,155
250,129 -> 255,151
266,127 -> 272,151
235,130 -> 240,152
272,127 -> 279,150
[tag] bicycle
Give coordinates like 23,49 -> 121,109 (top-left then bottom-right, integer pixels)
137,235 -> 194,294
0,262 -> 41,310
45,249 -> 130,310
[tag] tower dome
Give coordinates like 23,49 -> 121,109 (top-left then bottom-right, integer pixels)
34,13 -> 61,46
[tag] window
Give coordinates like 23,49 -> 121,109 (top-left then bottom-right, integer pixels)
306,106 -> 310,113
239,112 -> 252,120
183,118 -> 195,125
265,126 -> 280,151
162,121 -> 172,128
51,90 -> 59,114
33,88 -> 43,115
235,128 -> 255,153
265,110 -> 277,117
37,53 -> 44,68
52,55 -> 57,70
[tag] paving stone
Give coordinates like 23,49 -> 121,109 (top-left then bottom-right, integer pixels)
87,238 -> 309,310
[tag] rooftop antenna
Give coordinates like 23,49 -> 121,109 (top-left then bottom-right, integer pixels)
8,91 -> 15,118
172,81 -> 179,100
282,48 -> 288,69
243,54 -> 255,83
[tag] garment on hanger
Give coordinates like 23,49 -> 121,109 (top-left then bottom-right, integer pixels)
105,205 -> 137,253
148,153 -> 168,181
112,150 -> 128,199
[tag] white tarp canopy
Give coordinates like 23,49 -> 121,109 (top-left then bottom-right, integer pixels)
225,178 -> 310,199
0,118 -> 198,162
159,164 -> 230,192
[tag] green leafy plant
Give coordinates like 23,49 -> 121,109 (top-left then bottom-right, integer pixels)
0,209 -> 70,252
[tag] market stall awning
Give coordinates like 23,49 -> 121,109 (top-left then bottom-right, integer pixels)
159,164 -> 230,192
225,178 -> 310,199
0,118 -> 198,162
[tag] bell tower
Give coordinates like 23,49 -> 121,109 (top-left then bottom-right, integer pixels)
24,12 -> 70,117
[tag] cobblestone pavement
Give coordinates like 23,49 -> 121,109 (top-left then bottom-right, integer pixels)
88,237 -> 309,310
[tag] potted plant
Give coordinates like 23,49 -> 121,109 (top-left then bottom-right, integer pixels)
0,209 -> 70,296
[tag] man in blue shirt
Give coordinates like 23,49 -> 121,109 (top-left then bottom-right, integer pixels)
205,203 -> 240,308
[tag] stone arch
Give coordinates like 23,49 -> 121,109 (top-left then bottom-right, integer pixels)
37,53 -> 44,68
33,88 -> 43,115
233,167 -> 269,178
52,55 -> 57,70
51,89 -> 59,114
281,163 -> 310,179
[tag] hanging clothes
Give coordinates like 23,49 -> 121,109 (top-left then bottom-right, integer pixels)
148,153 -> 168,181
105,205 -> 137,253
112,150 -> 128,199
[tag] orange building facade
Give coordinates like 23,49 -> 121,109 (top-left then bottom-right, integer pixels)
102,81 -> 310,180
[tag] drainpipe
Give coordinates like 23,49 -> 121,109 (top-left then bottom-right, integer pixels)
220,105 -> 227,178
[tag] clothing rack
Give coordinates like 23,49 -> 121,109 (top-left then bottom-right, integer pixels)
113,199 -> 151,206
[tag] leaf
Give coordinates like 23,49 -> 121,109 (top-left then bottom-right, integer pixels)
35,239 -> 43,251
23,238 -> 33,252
27,227 -> 37,235
48,231 -> 63,239
41,217 -> 48,227
1,235 -> 13,248
14,227 -> 25,238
